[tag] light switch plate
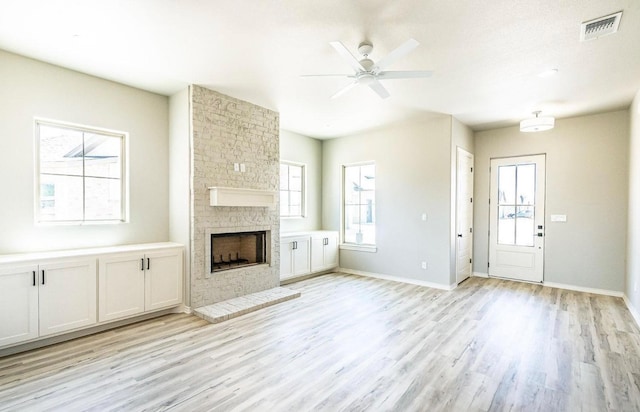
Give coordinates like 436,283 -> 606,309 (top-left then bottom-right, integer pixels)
550,214 -> 567,222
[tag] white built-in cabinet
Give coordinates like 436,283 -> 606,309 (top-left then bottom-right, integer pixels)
98,247 -> 183,322
310,232 -> 339,273
280,235 -> 311,280
0,242 -> 183,350
280,231 -> 338,281
0,258 -> 96,347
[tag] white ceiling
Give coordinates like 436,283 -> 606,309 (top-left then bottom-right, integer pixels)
0,0 -> 639,138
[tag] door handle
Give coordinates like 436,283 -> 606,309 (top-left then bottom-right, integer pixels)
457,234 -> 462,238
147,258 -> 150,270
41,270 -> 45,285
141,258 -> 145,271
33,270 -> 36,286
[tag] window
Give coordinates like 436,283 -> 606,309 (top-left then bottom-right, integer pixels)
35,120 -> 126,224
343,162 -> 375,245
280,162 -> 305,217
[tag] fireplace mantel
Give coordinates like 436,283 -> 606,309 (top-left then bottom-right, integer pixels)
208,187 -> 277,209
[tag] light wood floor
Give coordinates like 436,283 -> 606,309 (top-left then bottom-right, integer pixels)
1,274 -> 640,411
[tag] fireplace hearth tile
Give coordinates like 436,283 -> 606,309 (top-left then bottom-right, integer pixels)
193,287 -> 300,324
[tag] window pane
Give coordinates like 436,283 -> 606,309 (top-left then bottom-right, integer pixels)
280,191 -> 289,216
515,206 -> 535,246
344,204 -> 360,243
280,164 -> 289,190
344,166 -> 361,205
39,126 -> 83,177
498,165 -> 516,205
360,164 -> 375,191
343,163 -> 376,245
38,175 -> 83,221
289,165 -> 302,191
84,177 -> 122,220
497,206 -> 515,245
84,134 -> 122,178
516,164 -> 535,206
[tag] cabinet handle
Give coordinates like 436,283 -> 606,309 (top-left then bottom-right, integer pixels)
147,258 -> 150,270
141,258 -> 144,271
292,241 -> 297,250
32,270 -> 36,286
41,270 -> 45,285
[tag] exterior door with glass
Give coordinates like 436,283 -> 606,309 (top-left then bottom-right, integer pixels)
489,155 -> 546,282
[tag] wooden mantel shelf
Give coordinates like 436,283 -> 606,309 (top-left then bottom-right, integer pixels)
208,187 -> 277,209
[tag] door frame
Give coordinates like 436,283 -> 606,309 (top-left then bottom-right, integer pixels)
488,154 -> 546,283
455,147 -> 474,284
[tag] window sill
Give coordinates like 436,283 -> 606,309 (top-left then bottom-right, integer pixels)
339,243 -> 377,253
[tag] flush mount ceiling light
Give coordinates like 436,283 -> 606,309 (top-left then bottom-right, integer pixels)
520,111 -> 555,132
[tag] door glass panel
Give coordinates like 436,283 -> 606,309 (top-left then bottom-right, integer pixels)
497,163 -> 537,247
515,206 -> 535,246
498,206 -> 515,245
516,164 -> 536,206
498,165 -> 516,205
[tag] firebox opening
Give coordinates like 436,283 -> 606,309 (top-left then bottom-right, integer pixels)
210,231 -> 267,273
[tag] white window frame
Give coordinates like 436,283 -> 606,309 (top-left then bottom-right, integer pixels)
279,161 -> 306,218
341,161 -> 377,252
34,118 -> 128,225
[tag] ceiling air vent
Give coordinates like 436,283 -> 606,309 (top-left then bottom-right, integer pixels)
580,11 -> 623,41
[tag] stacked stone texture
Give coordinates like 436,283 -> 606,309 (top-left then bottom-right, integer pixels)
191,85 -> 280,308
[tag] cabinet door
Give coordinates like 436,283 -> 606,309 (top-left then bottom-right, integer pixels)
39,258 -> 97,337
145,249 -> 183,311
280,240 -> 294,279
292,237 -> 311,276
310,236 -> 325,272
0,264 -> 39,347
324,233 -> 339,269
98,253 -> 145,322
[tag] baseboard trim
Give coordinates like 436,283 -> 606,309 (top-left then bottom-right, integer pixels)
338,267 -> 455,291
542,281 -> 623,298
473,272 -> 489,278
623,295 -> 640,330
175,304 -> 192,314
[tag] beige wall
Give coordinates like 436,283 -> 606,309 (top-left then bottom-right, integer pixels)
626,90 -> 640,309
280,129 -> 323,233
474,110 -> 629,292
322,115 -> 455,287
0,49 -> 170,254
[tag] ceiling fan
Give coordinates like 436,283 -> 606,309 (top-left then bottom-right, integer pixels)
304,38 -> 433,99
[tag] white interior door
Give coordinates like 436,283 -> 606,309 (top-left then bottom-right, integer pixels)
456,148 -> 474,284
489,155 -> 546,282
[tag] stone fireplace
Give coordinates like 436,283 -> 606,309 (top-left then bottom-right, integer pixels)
189,85 -> 280,309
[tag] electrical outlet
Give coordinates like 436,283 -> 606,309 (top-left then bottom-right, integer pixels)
421,213 -> 427,221
240,163 -> 246,173
234,163 -> 239,172
421,261 -> 427,270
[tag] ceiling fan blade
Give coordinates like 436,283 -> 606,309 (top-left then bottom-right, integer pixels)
331,81 -> 358,99
368,79 -> 390,99
377,70 -> 433,80
330,41 -> 365,73
375,38 -> 420,72
300,74 -> 356,78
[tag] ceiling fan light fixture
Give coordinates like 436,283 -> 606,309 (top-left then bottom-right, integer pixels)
520,111 -> 555,132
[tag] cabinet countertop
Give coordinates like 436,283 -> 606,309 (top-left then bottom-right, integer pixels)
0,242 -> 184,265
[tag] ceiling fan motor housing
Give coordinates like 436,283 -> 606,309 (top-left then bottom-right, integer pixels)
358,41 -> 373,56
